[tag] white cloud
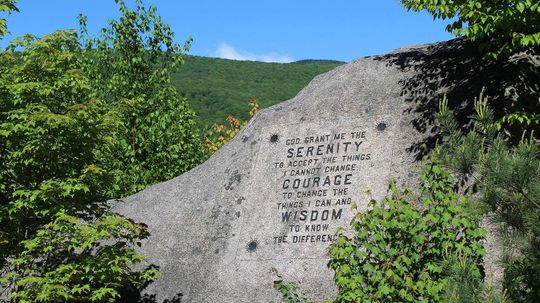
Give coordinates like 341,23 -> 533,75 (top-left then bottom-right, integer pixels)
212,43 -> 293,63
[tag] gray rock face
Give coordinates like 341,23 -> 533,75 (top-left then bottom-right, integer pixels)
114,39 -> 539,303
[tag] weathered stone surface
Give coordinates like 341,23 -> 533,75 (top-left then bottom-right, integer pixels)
114,39 -> 539,303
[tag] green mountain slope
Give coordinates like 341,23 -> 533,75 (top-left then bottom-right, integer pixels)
172,56 -> 344,127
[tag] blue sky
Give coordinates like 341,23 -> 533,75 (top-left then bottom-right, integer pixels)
0,1 -> 454,62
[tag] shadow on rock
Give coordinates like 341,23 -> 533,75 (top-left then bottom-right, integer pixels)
119,289 -> 183,303
135,293 -> 183,303
116,265 -> 183,303
376,38 -> 539,159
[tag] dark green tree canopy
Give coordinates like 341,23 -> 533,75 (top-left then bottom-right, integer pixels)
400,0 -> 540,58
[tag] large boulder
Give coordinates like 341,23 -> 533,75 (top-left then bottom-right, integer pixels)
114,39 -> 539,303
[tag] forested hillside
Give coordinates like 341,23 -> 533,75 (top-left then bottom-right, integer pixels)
172,56 -> 343,127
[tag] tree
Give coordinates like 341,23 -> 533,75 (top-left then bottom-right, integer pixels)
0,30 -> 156,302
79,0 -> 205,196
400,0 -> 540,58
0,30 -> 113,261
434,93 -> 540,303
204,98 -> 259,155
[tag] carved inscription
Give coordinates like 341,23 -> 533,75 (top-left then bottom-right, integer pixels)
271,131 -> 372,245
235,118 -> 392,260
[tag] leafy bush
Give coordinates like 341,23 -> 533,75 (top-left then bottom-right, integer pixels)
400,0 -> 540,58
274,164 -> 488,303
273,269 -> 313,303
327,163 -> 486,303
2,212 -> 158,303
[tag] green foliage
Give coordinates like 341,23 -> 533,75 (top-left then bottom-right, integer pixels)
0,29 -> 155,302
400,0 -> 540,58
440,253 -> 509,303
2,212 -> 158,303
496,97 -> 540,130
434,92 -> 540,302
273,269 -> 312,303
172,56 -> 343,127
0,0 -> 18,38
0,0 -> 216,300
0,30 -> 116,260
327,163 -> 486,303
79,0 -> 204,196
